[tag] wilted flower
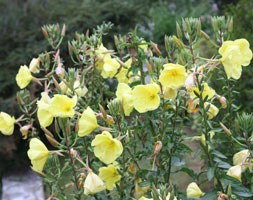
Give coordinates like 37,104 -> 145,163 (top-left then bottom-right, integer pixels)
50,95 -> 77,118
78,107 -> 99,137
219,39 -> 252,79
116,83 -> 134,116
16,65 -> 34,89
29,57 -> 40,73
20,124 -> 31,139
0,112 -> 15,135
186,182 -> 205,198
132,83 -> 160,113
27,138 -> 49,173
84,171 -> 106,195
91,131 -> 123,164
99,164 -> 121,190
159,63 -> 187,89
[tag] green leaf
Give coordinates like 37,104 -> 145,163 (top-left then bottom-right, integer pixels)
207,167 -> 215,181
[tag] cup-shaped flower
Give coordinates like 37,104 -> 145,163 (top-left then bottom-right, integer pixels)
78,107 -> 99,137
0,112 -> 15,135
116,83 -> 134,116
186,182 -> 204,198
132,83 -> 160,113
219,39 -> 252,79
50,95 -> 77,118
189,82 -> 216,100
101,58 -> 120,78
29,58 -> 40,74
233,149 -> 250,171
27,138 -> 49,173
95,44 -> 112,71
98,164 -> 121,190
163,86 -> 177,100
159,63 -> 187,89
204,102 -> 219,120
16,65 -> 34,89
37,92 -> 54,127
227,165 -> 242,181
84,171 -> 106,195
91,131 -> 123,164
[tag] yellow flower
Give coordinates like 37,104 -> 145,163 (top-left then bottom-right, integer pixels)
27,138 -> 49,173
132,83 -> 160,113
116,83 -> 134,116
116,58 -> 132,83
98,164 -> 121,190
233,149 -> 250,171
186,182 -> 204,198
16,65 -> 34,89
69,79 -> 88,97
204,103 -> 219,119
163,87 -> 177,100
227,165 -> 242,181
159,63 -> 187,89
37,92 -> 54,128
59,81 -> 68,93
78,107 -> 99,137
219,39 -> 253,79
29,58 -> 40,73
84,171 -> 106,195
0,112 -> 15,135
189,82 -> 216,100
50,95 -> 77,118
91,131 -> 123,164
101,58 -> 120,78
95,44 -> 112,71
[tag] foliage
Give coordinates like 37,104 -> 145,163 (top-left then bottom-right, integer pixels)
1,15 -> 253,200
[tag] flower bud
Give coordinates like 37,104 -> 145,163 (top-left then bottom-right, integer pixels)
219,122 -> 232,136
55,64 -> 65,78
29,58 -> 40,73
154,141 -> 162,155
172,35 -> 184,49
218,96 -> 227,108
186,182 -> 205,198
20,125 -> 31,139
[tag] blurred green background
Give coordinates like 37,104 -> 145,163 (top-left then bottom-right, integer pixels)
0,0 -> 252,177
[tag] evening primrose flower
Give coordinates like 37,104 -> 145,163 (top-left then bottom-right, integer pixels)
204,102 -> 219,119
29,58 -> 40,73
186,182 -> 205,198
227,165 -> 242,181
101,58 -> 120,78
91,131 -> 123,164
50,95 -> 77,118
116,83 -> 134,116
27,138 -> 49,173
84,171 -> 106,195
219,39 -> 252,79
163,87 -> 177,100
233,149 -> 250,171
132,83 -> 160,113
37,92 -> 53,128
98,164 -> 121,190
69,79 -> 88,97
159,63 -> 187,89
16,65 -> 34,89
0,112 -> 15,135
189,82 -> 216,100
78,107 -> 99,137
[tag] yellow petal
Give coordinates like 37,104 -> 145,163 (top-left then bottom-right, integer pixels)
0,112 -> 15,136
16,65 -> 33,89
99,164 -> 121,190
227,165 -> 242,181
78,107 -> 99,137
132,83 -> 160,113
84,171 -> 106,195
186,182 -> 204,198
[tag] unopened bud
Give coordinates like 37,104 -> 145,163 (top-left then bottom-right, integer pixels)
61,24 -> 66,36
41,27 -> 48,39
150,42 -> 161,56
176,22 -> 182,38
55,64 -> 65,78
220,122 -> 232,136
218,96 -> 227,108
20,125 -> 31,139
70,148 -> 78,158
154,141 -> 162,155
172,35 -> 184,49
228,17 -> 233,33
201,30 -> 210,40
29,58 -> 40,74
